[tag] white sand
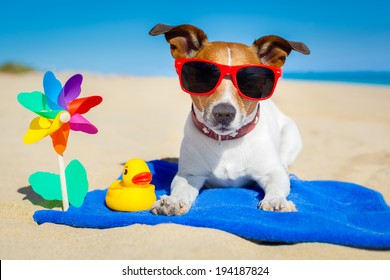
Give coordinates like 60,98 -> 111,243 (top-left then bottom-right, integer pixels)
1,72 -> 389,259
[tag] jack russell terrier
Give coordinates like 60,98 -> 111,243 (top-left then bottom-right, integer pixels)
149,24 -> 310,215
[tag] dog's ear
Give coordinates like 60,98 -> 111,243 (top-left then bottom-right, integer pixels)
149,24 -> 208,59
252,35 -> 310,67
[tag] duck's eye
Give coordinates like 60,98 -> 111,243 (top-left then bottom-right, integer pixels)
124,169 -> 128,175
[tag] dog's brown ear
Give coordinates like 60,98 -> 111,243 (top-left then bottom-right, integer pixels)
252,35 -> 310,67
149,24 -> 208,59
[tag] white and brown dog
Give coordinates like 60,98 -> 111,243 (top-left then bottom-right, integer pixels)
149,24 -> 310,215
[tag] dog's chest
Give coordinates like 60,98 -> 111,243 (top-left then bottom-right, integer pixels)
205,148 -> 253,187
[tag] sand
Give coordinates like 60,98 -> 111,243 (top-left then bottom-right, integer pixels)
1,72 -> 389,259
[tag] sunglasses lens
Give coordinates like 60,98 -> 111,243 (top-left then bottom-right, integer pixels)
181,61 -> 220,94
236,67 -> 275,99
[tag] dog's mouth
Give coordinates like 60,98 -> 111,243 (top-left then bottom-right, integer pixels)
204,117 -> 246,136
210,124 -> 237,135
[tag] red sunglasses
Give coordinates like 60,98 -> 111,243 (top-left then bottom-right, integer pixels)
175,58 -> 282,101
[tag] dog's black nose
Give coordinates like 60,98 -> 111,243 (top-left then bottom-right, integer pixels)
212,103 -> 236,126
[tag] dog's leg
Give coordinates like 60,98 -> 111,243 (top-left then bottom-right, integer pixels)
256,168 -> 297,212
278,115 -> 302,170
151,174 -> 206,216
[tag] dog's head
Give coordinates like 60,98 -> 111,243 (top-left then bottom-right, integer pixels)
150,24 -> 310,136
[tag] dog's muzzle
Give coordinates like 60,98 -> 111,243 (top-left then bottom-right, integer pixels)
191,104 -> 260,142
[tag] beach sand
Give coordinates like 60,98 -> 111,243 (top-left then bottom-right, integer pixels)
1,72 -> 389,259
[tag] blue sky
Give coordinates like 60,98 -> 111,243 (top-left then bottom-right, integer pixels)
1,0 -> 389,75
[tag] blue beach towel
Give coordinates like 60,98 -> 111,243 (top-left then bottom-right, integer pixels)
33,160 -> 390,249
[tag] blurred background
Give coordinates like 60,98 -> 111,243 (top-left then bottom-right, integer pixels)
1,0 -> 389,84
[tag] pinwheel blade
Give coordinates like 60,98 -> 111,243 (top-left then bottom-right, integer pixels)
43,71 -> 63,110
23,113 -> 65,144
17,91 -> 60,119
51,123 -> 70,155
67,96 -> 103,115
37,110 -> 61,119
66,160 -> 89,207
29,171 -> 62,201
69,114 -> 98,134
23,117 -> 52,144
17,91 -> 47,112
57,74 -> 83,109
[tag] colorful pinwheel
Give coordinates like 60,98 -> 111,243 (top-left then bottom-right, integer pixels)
18,71 -> 102,154
18,71 -> 103,210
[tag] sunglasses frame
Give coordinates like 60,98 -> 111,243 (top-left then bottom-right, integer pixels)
175,58 -> 282,101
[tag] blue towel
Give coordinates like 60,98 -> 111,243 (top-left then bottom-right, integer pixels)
33,160 -> 390,249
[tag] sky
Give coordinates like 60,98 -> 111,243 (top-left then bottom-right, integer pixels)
1,0 -> 389,76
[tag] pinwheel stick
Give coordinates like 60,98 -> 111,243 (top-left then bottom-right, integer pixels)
57,111 -> 71,211
58,154 -> 69,211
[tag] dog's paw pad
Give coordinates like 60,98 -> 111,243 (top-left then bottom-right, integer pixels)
151,196 -> 189,216
258,198 -> 297,212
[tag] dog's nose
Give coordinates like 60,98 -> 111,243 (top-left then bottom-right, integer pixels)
212,103 -> 236,126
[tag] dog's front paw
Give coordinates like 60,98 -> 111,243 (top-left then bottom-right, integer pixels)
259,197 -> 297,212
151,195 -> 189,216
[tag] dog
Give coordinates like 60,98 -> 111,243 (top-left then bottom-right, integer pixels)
149,24 -> 310,216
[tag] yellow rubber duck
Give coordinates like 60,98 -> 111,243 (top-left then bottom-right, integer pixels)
105,158 -> 156,212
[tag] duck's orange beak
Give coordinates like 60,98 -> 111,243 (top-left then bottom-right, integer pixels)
132,172 -> 153,185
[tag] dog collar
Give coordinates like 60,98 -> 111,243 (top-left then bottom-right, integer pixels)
191,104 -> 260,142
